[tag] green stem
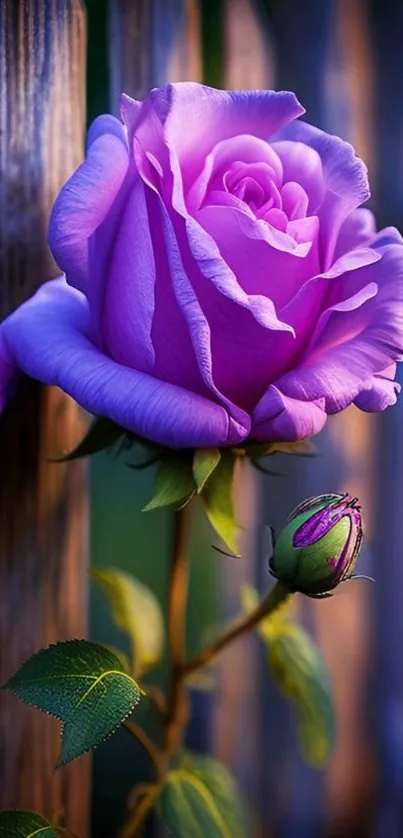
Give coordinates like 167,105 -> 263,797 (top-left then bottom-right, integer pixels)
180,581 -> 291,678
120,509 -> 290,837
118,786 -> 161,838
123,720 -> 163,776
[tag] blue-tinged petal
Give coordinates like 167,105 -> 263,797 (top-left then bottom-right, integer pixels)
0,278 -> 247,449
49,127 -> 129,293
251,386 -> 327,441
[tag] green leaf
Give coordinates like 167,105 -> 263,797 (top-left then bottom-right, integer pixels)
3,640 -> 141,767
266,622 -> 335,767
245,439 -> 317,461
143,455 -> 195,511
159,753 -> 246,838
193,448 -> 221,493
0,810 -> 58,837
201,452 -> 239,554
103,645 -> 132,675
240,584 -> 334,766
91,568 -> 164,677
50,416 -> 126,462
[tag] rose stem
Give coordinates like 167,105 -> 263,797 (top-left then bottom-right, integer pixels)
180,580 -> 291,678
123,720 -> 163,775
121,504 -> 193,838
124,511 -> 291,837
118,786 -> 161,838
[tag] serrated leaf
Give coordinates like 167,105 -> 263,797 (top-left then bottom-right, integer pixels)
193,448 -> 221,493
159,753 -> 246,838
91,568 -> 164,677
0,810 -> 58,837
143,455 -> 195,511
201,452 -> 239,554
266,622 -> 335,767
103,645 -> 132,675
3,640 -> 141,767
50,416 -> 125,462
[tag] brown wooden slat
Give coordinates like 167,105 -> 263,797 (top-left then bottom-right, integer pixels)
0,2 -> 90,834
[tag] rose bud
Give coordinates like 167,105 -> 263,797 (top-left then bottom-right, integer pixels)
269,493 -> 363,598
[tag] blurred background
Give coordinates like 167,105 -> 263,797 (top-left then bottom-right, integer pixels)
1,1 -> 403,837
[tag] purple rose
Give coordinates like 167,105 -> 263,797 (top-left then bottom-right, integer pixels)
1,83 -> 403,448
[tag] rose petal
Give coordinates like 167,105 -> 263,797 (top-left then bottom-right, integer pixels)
371,226 -> 403,249
169,211 -> 298,410
280,247 -> 382,341
196,203 -> 319,308
0,278 -> 247,448
275,123 -> 370,269
354,365 -> 400,412
251,385 -> 327,441
102,175 -> 156,372
49,124 -> 129,293
281,181 -> 309,220
146,189 -> 251,434
187,135 -> 283,212
276,244 -> 403,413
137,84 -> 304,189
272,141 -> 325,214
120,93 -> 142,143
334,208 -> 376,259
87,114 -> 128,150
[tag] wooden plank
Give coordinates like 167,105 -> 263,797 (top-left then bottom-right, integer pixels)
0,2 -> 90,834
108,0 -> 201,108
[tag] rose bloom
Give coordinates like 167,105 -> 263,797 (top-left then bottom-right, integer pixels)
1,83 -> 403,448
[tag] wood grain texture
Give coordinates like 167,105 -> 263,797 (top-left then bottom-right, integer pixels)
0,2 -> 90,834
108,0 -> 201,109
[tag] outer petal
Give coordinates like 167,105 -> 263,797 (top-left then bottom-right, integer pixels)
334,208 -> 376,260
120,93 -> 142,142
251,385 -> 327,441
172,207 -> 298,410
146,188 -> 251,435
354,365 -> 400,412
135,83 -> 304,189
0,279 -> 247,449
274,244 -> 403,413
49,120 -> 129,293
87,114 -> 128,150
276,121 -> 370,269
102,174 -> 156,372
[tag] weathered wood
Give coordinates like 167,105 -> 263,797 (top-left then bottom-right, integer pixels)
0,2 -> 90,835
108,0 -> 202,108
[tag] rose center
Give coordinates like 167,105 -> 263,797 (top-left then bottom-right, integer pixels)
223,160 -> 280,217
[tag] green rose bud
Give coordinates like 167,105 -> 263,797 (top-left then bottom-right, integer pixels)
269,493 -> 363,598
